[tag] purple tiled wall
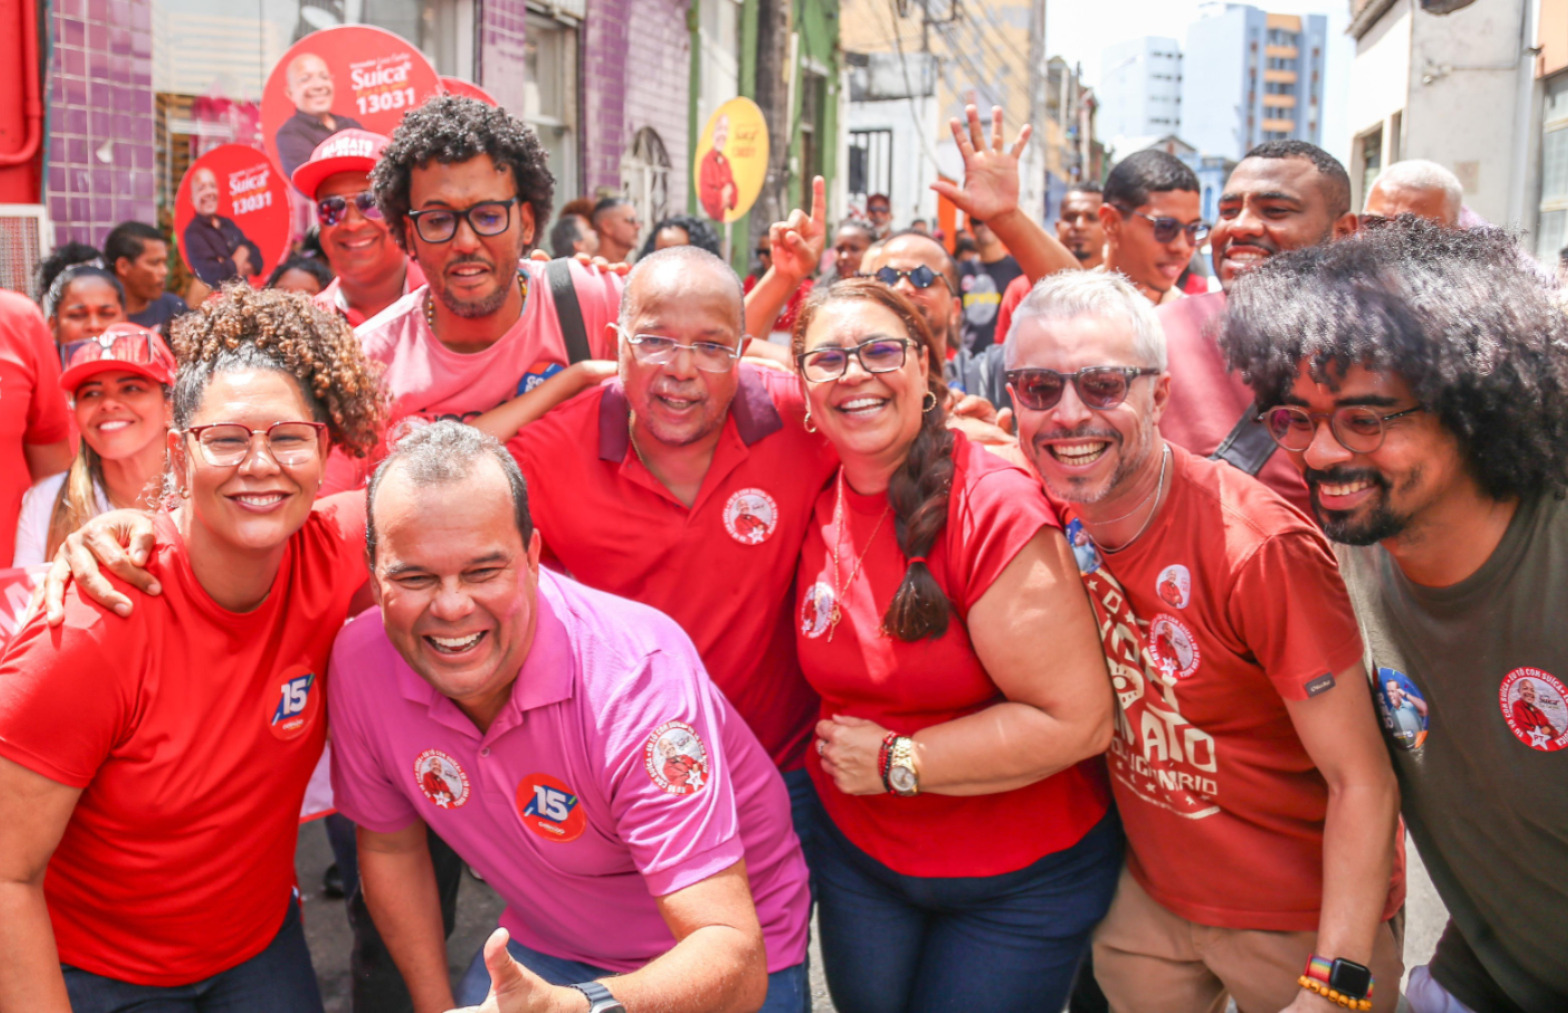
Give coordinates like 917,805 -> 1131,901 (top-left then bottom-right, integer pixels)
478,0 -> 530,117
46,0 -> 157,247
582,0 -> 690,200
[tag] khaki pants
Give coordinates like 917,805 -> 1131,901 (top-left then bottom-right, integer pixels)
1092,869 -> 1404,1013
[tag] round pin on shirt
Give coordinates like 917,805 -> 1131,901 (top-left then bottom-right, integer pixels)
1499,668 -> 1568,752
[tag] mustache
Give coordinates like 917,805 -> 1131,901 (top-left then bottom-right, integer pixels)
443,254 -> 495,274
1033,426 -> 1122,445
1218,237 -> 1280,257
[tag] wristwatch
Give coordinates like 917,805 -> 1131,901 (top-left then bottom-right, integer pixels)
888,736 -> 920,796
568,981 -> 626,1013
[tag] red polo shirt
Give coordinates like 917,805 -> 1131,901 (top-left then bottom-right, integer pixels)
510,364 -> 836,770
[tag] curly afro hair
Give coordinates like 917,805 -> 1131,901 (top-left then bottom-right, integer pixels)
1219,217 -> 1568,502
372,95 -> 554,255
170,284 -> 385,458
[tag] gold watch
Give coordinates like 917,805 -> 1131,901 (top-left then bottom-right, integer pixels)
888,736 -> 920,796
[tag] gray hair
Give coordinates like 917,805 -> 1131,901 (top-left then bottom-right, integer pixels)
365,420 -> 533,563
1371,160 -> 1463,224
1005,270 -> 1167,371
618,244 -> 745,335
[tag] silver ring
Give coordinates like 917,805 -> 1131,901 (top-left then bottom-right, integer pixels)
816,739 -> 825,756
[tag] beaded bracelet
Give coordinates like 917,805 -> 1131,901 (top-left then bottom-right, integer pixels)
1296,975 -> 1372,1010
877,732 -> 897,793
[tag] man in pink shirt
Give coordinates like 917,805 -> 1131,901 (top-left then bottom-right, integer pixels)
329,421 -> 810,1013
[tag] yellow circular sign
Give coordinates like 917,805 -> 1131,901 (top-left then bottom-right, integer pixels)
694,97 -> 769,224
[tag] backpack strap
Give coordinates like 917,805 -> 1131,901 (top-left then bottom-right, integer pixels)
1209,402 -> 1278,476
545,258 -> 592,364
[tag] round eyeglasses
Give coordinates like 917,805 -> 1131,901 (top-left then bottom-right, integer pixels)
797,337 -> 911,383
316,191 -> 383,227
1259,404 -> 1424,454
406,198 -> 518,244
862,265 -> 949,292
615,324 -> 742,373
184,421 -> 328,467
1005,367 -> 1159,411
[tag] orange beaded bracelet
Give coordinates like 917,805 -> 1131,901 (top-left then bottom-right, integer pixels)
1297,974 -> 1372,1010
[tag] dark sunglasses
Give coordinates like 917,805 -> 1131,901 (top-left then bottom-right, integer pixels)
862,265 -> 950,291
407,198 -> 518,244
316,191 -> 383,226
1113,205 -> 1210,244
1005,366 -> 1160,411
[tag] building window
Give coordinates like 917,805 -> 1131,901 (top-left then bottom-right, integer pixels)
1537,74 -> 1568,260
523,11 -> 579,222
848,128 -> 893,206
1359,125 -> 1384,199
620,127 -> 670,235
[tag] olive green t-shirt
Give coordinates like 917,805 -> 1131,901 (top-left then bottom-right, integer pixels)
1338,493 -> 1568,1013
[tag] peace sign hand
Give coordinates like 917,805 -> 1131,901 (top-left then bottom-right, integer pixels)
930,104 -> 1029,224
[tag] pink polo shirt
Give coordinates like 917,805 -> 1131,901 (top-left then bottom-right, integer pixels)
327,569 -> 809,974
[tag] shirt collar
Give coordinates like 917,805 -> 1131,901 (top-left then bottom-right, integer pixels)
597,365 -> 782,462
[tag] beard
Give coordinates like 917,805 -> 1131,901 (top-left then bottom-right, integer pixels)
437,268 -> 514,319
1033,417 -> 1157,506
1303,465 -> 1413,545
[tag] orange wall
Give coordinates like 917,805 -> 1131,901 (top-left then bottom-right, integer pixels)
1542,0 -> 1568,79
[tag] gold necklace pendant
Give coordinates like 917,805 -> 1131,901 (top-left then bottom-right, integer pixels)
827,469 -> 889,642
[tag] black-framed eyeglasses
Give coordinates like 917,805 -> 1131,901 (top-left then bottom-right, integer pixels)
406,197 -> 519,244
1113,204 -> 1210,244
1005,367 -> 1160,411
614,323 -> 743,373
862,265 -> 950,292
797,337 -> 911,383
1258,404 -> 1424,454
316,191 -> 383,226
183,421 -> 328,467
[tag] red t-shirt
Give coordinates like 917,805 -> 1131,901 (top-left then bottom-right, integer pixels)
1054,445 -> 1403,931
796,432 -> 1111,877
313,258 -> 426,328
0,292 -> 71,564
0,499 -> 367,985
994,272 -> 1032,350
1157,291 -> 1311,516
511,364 -> 836,770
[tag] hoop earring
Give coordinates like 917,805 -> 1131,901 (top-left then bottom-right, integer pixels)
922,391 -> 937,413
804,408 -> 818,433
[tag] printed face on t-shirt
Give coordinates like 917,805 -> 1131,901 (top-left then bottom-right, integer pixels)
1009,312 -> 1168,509
369,455 -> 543,724
1278,360 -> 1459,547
1103,189 -> 1201,297
318,170 -> 404,285
52,276 -> 126,346
798,297 -> 928,469
174,368 -> 327,561
619,258 -> 743,449
406,153 -> 535,324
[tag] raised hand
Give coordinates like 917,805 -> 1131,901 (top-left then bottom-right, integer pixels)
767,175 -> 827,283
930,104 -> 1029,224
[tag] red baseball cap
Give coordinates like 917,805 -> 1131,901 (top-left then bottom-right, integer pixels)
60,322 -> 178,392
290,129 -> 391,200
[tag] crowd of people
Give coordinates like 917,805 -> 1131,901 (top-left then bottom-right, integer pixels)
0,90 -> 1564,1013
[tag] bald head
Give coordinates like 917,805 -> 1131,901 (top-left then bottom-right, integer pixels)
1365,160 -> 1463,227
286,53 -> 335,116
620,245 -> 745,336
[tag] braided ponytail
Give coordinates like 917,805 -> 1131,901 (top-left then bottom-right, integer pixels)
792,277 -> 956,641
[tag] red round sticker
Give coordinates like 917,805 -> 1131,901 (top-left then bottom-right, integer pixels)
265,664 -> 321,741
174,145 -> 292,288
516,773 -> 587,842
1499,667 -> 1568,752
441,76 -> 498,106
260,25 -> 441,181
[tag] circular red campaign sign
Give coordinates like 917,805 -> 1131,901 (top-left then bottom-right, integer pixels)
516,773 -> 587,842
261,25 -> 440,181
441,76 -> 498,106
174,145 -> 292,288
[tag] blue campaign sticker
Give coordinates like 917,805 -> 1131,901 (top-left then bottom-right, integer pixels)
516,361 -> 565,396
1374,666 -> 1429,750
1066,518 -> 1102,575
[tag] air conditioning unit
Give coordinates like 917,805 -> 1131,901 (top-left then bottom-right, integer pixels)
0,204 -> 53,297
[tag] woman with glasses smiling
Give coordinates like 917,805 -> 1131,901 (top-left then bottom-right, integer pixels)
788,278 -> 1123,1013
0,285 -> 382,1013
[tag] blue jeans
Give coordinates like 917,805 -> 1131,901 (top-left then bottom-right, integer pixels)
62,898 -> 323,1013
803,786 -> 1124,1013
456,934 -> 808,1013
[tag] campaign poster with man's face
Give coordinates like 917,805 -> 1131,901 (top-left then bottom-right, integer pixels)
174,145 -> 292,288
261,25 -> 441,179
